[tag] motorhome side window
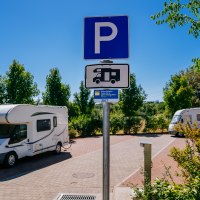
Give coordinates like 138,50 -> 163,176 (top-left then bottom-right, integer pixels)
53,117 -> 57,127
197,114 -> 200,121
37,119 -> 51,132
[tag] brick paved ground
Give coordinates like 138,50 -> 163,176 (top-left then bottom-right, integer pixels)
120,137 -> 186,187
0,134 -> 182,200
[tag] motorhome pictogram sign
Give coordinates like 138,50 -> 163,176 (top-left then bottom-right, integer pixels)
85,64 -> 129,88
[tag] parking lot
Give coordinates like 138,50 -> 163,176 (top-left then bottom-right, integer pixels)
0,134 -> 185,200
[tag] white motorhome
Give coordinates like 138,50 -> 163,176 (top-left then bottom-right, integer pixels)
168,108 -> 200,136
0,104 -> 69,167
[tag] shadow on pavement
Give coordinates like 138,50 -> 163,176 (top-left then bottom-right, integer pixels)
0,151 -> 72,182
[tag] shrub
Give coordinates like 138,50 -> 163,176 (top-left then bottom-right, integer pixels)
156,114 -> 169,132
143,114 -> 169,133
69,129 -> 78,138
123,116 -> 142,134
110,112 -> 124,134
143,116 -> 157,133
69,112 -> 102,137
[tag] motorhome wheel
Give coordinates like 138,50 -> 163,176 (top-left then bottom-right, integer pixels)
55,143 -> 62,154
4,152 -> 17,168
95,79 -> 100,84
178,132 -> 184,137
111,79 -> 115,84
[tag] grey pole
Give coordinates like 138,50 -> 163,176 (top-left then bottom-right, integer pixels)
140,142 -> 152,189
103,101 -> 110,200
100,60 -> 112,200
144,143 -> 152,187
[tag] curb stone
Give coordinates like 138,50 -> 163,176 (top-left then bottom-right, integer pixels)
113,187 -> 137,200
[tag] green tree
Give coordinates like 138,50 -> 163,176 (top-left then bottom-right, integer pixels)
0,75 -> 6,104
151,0 -> 200,38
163,72 -> 194,116
120,73 -> 146,134
185,59 -> 200,107
43,68 -> 70,106
6,60 -> 39,104
73,81 -> 94,115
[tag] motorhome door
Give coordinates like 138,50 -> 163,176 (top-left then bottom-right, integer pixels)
105,72 -> 110,81
6,124 -> 30,158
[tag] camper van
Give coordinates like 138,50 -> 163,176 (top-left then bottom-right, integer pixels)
0,104 -> 69,167
168,108 -> 200,136
93,68 -> 120,84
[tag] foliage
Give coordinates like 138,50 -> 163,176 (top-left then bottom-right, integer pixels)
68,101 -> 80,121
141,102 -> 157,118
151,0 -> 200,38
185,58 -> 200,107
0,75 -> 6,104
141,102 -> 169,133
68,129 -> 78,139
69,114 -> 99,137
133,177 -> 200,200
73,81 -> 94,115
123,116 -> 143,134
163,72 -> 193,116
110,112 -> 124,134
5,60 -> 39,104
91,106 -> 103,133
156,114 -> 169,132
133,122 -> 200,200
144,116 -> 158,133
43,68 -> 70,106
69,108 -> 102,137
173,122 -> 200,180
120,73 -> 146,133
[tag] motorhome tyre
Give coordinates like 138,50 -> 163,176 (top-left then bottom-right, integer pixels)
55,142 -> 62,154
111,79 -> 115,84
4,152 -> 17,168
95,79 -> 100,84
175,132 -> 179,137
178,132 -> 184,137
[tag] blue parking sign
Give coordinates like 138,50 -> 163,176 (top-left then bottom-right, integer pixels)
84,16 -> 129,59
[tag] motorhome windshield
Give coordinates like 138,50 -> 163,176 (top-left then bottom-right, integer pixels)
171,115 -> 181,124
0,124 -> 27,139
0,124 -> 15,138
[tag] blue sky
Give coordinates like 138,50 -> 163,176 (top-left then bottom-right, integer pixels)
0,0 -> 199,102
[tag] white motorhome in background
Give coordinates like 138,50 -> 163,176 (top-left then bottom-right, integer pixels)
168,108 -> 200,137
0,104 -> 69,167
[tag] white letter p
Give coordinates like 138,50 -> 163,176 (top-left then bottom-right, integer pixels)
95,22 -> 118,54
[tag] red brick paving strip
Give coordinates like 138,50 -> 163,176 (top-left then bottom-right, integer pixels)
121,137 -> 186,187
68,135 -> 133,157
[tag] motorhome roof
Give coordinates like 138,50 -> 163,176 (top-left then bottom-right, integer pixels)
0,104 -> 67,124
174,108 -> 200,115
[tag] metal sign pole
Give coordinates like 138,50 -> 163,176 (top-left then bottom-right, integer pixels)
100,60 -> 112,200
103,101 -> 110,200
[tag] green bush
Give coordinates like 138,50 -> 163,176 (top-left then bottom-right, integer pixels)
110,112 -> 124,134
123,116 -> 142,134
69,111 -> 102,137
144,114 -> 169,133
143,116 -> 157,133
69,129 -> 78,138
156,114 -> 169,132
